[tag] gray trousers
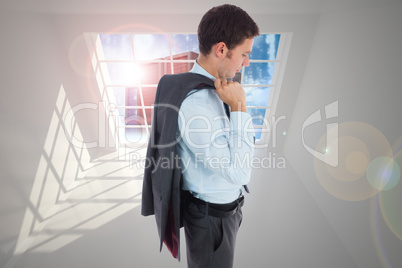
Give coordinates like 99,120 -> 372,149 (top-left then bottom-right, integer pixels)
183,195 -> 243,268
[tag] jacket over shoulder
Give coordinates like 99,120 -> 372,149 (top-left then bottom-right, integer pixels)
141,72 -> 215,260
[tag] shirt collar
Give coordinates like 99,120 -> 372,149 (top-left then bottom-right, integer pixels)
190,60 -> 216,81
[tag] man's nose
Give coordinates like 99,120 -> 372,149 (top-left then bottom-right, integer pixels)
243,55 -> 250,67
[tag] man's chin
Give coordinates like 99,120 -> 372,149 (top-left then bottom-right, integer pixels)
223,71 -> 238,80
227,72 -> 236,79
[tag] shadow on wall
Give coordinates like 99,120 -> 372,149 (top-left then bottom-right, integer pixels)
4,85 -> 91,266
3,84 -> 144,268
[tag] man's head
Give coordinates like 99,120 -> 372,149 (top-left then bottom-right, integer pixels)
197,4 -> 260,56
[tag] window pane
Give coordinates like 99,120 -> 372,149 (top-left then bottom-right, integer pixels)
126,108 -> 143,125
133,34 -> 170,60
116,108 -> 147,126
124,87 -> 155,124
247,108 -> 267,126
245,87 -> 270,107
101,62 -> 141,85
243,62 -> 275,85
171,34 -> 199,55
140,87 -> 157,124
115,108 -> 152,127
139,62 -> 171,84
143,108 -> 153,125
254,128 -> 263,140
107,87 -> 125,107
124,128 -> 149,144
99,34 -> 133,60
249,34 -> 280,60
126,87 -> 138,106
173,62 -> 196,74
115,108 -> 126,126
140,87 -> 157,107
172,51 -> 198,61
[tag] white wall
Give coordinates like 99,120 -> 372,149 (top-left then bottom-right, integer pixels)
0,11 -> 97,267
283,2 -> 402,267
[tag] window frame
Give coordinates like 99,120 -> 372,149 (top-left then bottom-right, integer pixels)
85,32 -> 292,149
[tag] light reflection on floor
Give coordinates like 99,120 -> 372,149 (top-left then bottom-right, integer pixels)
29,149 -> 145,253
6,148 -> 147,268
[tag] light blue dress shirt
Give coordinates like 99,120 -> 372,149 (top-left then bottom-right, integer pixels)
176,61 -> 255,204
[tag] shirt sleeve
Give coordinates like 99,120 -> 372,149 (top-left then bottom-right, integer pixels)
178,90 -> 255,186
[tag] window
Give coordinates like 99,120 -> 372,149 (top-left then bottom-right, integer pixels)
92,32 -> 288,147
243,34 -> 281,140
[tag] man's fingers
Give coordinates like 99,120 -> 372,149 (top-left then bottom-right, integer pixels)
214,78 -> 222,90
222,78 -> 228,86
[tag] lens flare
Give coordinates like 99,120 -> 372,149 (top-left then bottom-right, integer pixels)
370,196 -> 395,268
379,176 -> 402,240
345,150 -> 369,175
325,136 -> 370,182
378,136 -> 402,240
367,157 -> 400,191
314,121 -> 392,201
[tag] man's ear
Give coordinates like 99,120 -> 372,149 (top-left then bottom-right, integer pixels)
214,42 -> 227,58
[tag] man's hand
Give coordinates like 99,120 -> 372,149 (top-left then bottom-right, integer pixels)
214,78 -> 247,113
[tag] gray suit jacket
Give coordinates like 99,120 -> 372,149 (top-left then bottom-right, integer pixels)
141,72 -> 215,260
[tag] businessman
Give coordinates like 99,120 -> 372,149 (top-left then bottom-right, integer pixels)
141,4 -> 259,268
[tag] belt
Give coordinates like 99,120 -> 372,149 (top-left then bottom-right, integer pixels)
184,191 -> 244,218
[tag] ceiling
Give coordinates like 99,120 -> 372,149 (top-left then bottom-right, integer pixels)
1,0 -> 398,15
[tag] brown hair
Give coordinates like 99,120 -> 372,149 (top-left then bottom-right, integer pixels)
197,4 -> 260,55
